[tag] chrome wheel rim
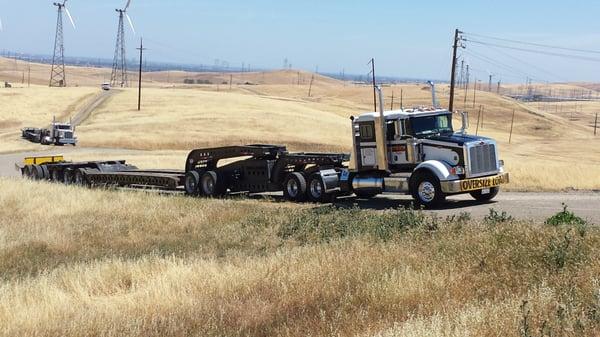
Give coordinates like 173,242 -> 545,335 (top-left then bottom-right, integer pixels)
418,181 -> 436,203
286,179 -> 299,198
310,179 -> 322,198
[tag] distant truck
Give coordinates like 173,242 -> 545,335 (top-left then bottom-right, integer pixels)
22,118 -> 77,146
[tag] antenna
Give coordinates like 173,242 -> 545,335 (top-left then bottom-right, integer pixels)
50,1 -> 75,87
111,0 -> 135,88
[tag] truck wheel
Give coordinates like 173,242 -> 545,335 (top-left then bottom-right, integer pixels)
307,173 -> 334,203
410,171 -> 445,208
283,172 -> 307,202
184,171 -> 201,196
470,187 -> 500,202
200,171 -> 225,197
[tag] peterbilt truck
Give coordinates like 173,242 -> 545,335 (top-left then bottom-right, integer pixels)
22,118 -> 77,146
341,87 -> 509,207
19,86 -> 508,207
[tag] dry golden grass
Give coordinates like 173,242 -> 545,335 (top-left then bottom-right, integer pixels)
1,178 -> 599,336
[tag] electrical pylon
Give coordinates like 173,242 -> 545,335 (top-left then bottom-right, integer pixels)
50,2 -> 67,87
111,10 -> 128,87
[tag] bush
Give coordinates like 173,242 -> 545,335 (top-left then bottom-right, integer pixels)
545,203 -> 587,227
278,206 -> 437,243
484,208 -> 513,225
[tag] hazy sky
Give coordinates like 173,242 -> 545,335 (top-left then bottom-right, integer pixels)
2,0 -> 600,82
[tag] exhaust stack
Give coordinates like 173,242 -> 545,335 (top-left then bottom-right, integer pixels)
427,81 -> 438,108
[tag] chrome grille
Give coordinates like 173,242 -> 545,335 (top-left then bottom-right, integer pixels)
469,144 -> 497,175
64,132 -> 73,139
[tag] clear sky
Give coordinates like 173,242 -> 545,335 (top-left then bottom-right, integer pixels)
2,0 -> 600,82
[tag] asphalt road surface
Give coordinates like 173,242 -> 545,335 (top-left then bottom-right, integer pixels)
2,148 -> 599,223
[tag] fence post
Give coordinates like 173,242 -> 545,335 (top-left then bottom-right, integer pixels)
595,113 -> 598,136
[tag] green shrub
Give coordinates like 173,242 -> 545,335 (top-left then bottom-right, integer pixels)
484,208 -> 513,225
545,203 -> 587,227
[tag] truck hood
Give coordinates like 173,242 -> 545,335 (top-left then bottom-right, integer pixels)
426,133 -> 492,146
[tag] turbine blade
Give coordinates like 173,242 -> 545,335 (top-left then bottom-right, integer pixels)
65,8 -> 76,29
125,0 -> 132,10
126,13 -> 136,35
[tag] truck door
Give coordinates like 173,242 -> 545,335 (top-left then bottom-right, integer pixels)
387,119 -> 411,165
356,121 -> 378,169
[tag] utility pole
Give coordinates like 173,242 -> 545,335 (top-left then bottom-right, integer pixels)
230,74 -> 233,90
472,77 -> 477,108
465,65 -> 469,90
459,60 -> 464,88
449,28 -> 463,112
369,58 -> 377,112
497,81 -> 501,94
400,89 -> 404,109
595,113 -> 598,136
509,109 -> 516,143
390,91 -> 394,110
488,74 -> 492,92
28,61 -> 31,88
136,38 -> 146,111
308,74 -> 315,97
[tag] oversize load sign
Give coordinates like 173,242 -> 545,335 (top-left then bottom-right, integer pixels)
460,174 -> 509,192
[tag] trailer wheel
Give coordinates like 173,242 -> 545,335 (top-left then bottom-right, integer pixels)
40,166 -> 50,180
307,173 -> 334,203
32,165 -> 44,180
200,171 -> 225,197
73,169 -> 88,186
63,169 -> 74,185
410,171 -> 445,208
184,171 -> 201,196
283,172 -> 307,202
50,168 -> 62,182
470,187 -> 500,202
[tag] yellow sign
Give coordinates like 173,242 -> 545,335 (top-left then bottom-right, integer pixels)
460,173 -> 509,192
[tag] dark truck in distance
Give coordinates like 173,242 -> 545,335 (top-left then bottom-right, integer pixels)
22,119 -> 77,146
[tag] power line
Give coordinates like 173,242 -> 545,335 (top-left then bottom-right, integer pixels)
466,39 -> 600,63
464,32 -> 600,55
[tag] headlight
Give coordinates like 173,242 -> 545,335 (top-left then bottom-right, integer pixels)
450,166 -> 465,175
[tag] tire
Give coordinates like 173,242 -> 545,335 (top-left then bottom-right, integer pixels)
184,171 -> 201,196
50,168 -> 62,182
24,165 -> 34,179
32,165 -> 44,180
73,169 -> 88,186
63,169 -> 74,185
200,171 -> 226,197
410,171 -> 446,208
40,166 -> 50,180
470,187 -> 500,202
282,172 -> 307,202
307,173 -> 334,203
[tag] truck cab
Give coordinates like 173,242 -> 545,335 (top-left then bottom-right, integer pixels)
42,122 -> 77,146
347,93 -> 509,207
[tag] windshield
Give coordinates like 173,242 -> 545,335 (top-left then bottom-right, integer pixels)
57,125 -> 71,130
409,114 -> 453,136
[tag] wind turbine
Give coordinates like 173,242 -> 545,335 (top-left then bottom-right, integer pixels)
110,0 -> 136,87
50,0 -> 76,87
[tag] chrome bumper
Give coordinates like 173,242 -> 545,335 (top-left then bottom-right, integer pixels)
440,172 -> 510,194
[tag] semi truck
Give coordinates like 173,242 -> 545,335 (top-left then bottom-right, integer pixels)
19,87 -> 509,207
22,118 -> 77,146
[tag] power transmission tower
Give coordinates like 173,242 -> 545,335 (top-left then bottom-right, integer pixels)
50,2 -> 67,87
111,10 -> 128,87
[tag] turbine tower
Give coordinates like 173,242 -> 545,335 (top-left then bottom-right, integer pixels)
111,0 -> 135,88
50,1 -> 76,87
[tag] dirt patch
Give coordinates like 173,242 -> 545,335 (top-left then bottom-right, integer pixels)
0,119 -> 22,129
